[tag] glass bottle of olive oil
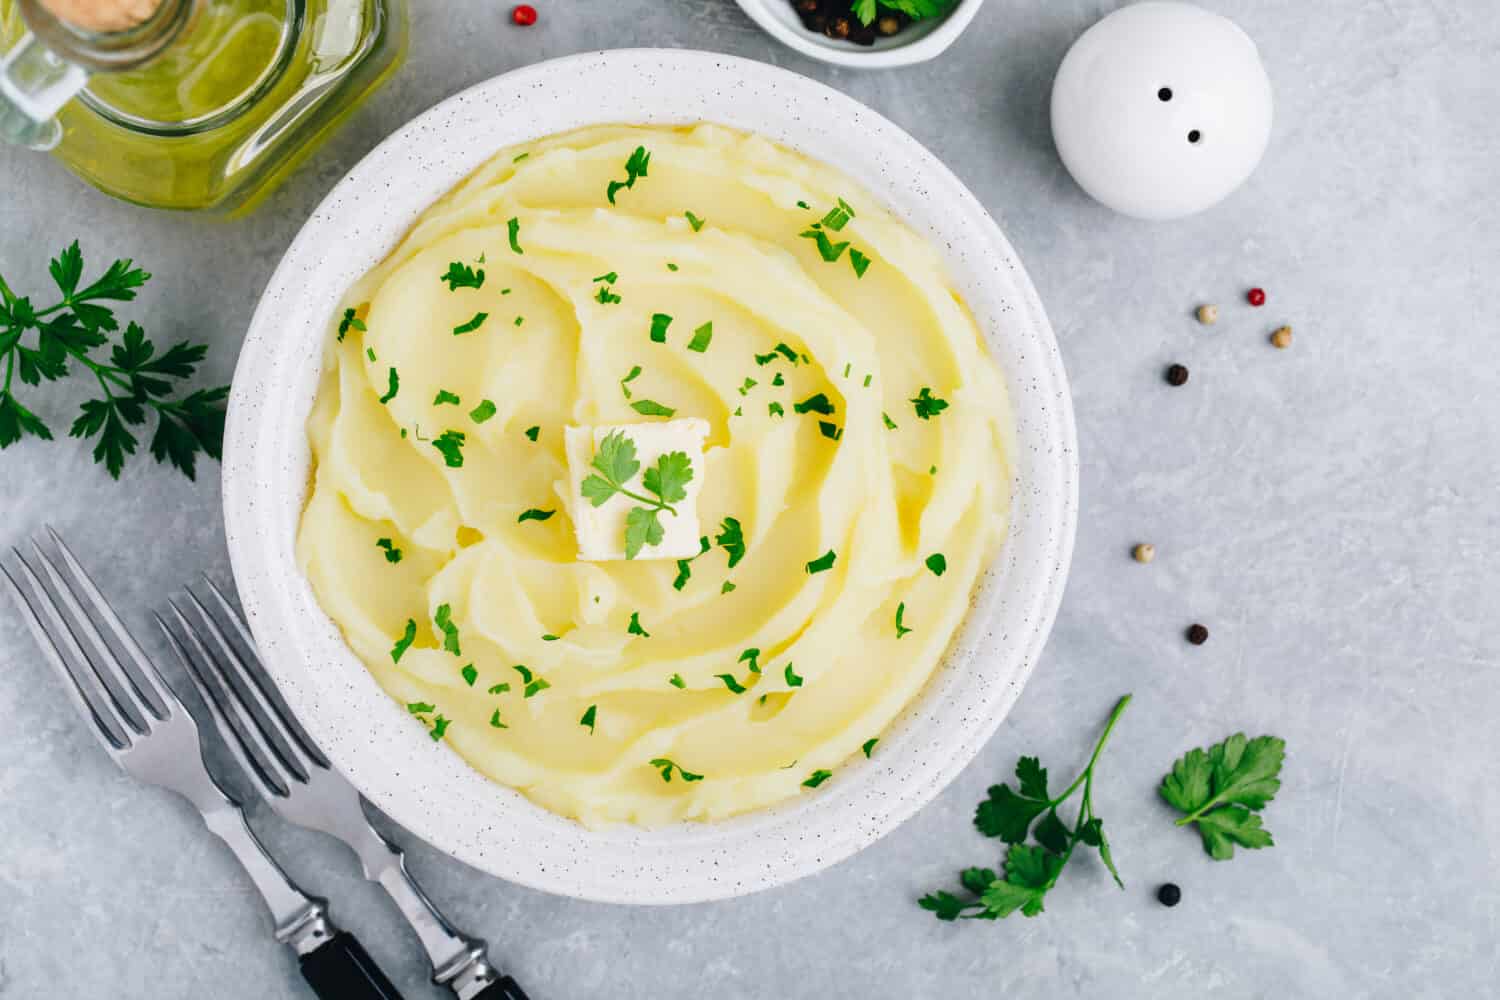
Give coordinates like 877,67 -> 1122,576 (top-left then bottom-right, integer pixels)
0,0 -> 406,215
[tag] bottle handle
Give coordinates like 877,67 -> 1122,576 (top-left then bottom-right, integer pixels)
0,30 -> 88,150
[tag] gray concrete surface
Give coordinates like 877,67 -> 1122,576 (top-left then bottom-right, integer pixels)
2,1 -> 1497,996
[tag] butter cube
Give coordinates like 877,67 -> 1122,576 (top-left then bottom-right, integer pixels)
565,419 -> 710,561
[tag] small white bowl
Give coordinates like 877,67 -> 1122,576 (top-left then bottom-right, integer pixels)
222,49 -> 1075,905
733,0 -> 986,68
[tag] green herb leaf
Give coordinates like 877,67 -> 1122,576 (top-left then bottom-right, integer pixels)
407,701 -> 434,715
620,364 -> 643,398
490,709 -> 508,729
926,553 -> 947,576
768,402 -> 785,417
721,580 -> 736,593
716,673 -> 748,694
580,704 -> 597,733
453,311 -> 488,335
337,307 -> 367,341
461,664 -> 478,686
429,715 -> 451,741
518,508 -> 555,523
524,424 -> 540,441
433,603 -> 461,656
849,248 -> 871,278
802,769 -> 832,789
593,271 -> 618,284
685,211 -> 705,232
391,619 -> 417,663
507,217 -> 524,254
882,412 -> 897,430
715,516 -> 745,568
511,664 -> 533,684
738,377 -> 757,396
488,683 -> 510,694
650,757 -> 703,783
630,399 -> 676,417
895,601 -> 913,638
862,738 -> 879,758
739,647 -> 761,673
441,261 -> 485,291
911,386 -> 950,420
607,146 -> 651,204
647,313 -> 674,345
687,322 -> 713,353
594,285 -> 622,305
470,399 -> 497,423
805,550 -> 836,574
376,538 -> 403,563
818,421 -> 842,441
591,429 -> 640,487
627,611 -> 650,637
799,228 -> 849,262
644,451 -> 693,504
433,390 -> 461,406
794,393 -> 835,415
784,663 -> 803,687
431,429 -> 466,467
1160,733 -> 1285,860
624,506 -> 664,558
379,368 -> 400,404
668,673 -> 686,689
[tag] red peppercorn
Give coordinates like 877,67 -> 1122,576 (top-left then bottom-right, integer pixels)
1247,287 -> 1267,307
512,4 -> 537,26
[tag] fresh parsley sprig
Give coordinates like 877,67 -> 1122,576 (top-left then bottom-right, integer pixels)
1160,733 -> 1285,860
579,430 -> 694,559
852,0 -> 958,27
920,695 -> 1131,921
0,242 -> 229,479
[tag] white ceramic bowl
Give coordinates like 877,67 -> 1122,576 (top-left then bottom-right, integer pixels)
223,49 -> 1075,905
732,0 -> 985,68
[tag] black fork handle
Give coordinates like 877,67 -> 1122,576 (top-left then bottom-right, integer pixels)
298,931 -> 405,1000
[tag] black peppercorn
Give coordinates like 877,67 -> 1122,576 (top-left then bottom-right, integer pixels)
1166,363 -> 1190,386
877,14 -> 900,35
827,16 -> 851,38
1157,883 -> 1182,907
1186,623 -> 1209,645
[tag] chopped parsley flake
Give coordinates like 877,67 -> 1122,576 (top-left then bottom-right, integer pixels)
687,322 -> 713,353
849,248 -> 871,278
669,673 -> 686,689
776,343 -> 801,364
772,372 -> 785,387
518,508 -> 555,523
407,701 -> 434,715
843,363 -> 852,378
738,377 -> 757,396
433,389 -> 461,406
594,284 -> 622,305
721,581 -> 736,593
862,738 -> 879,758
434,603 -> 461,656
715,517 -> 745,568
911,387 -> 950,420
800,227 -> 849,263
667,262 -> 679,271
818,421 -> 842,441
882,412 -> 898,430
512,664 -> 534,683
716,673 -> 748,694
619,365 -> 643,399
524,425 -> 540,441
337,308 -> 366,341
926,553 -> 947,576
453,311 -> 488,335
754,350 -> 778,366
513,152 -> 529,162
824,197 -> 856,230
785,663 -> 804,687
391,619 -> 417,663
429,715 -> 451,741
650,758 -> 703,783
805,550 -> 836,574
607,146 -> 651,204
580,704 -> 597,733
489,709 -> 507,729
431,429 -> 466,467
684,211 -> 705,232
526,680 -> 550,699
672,535 -> 711,591
863,373 -> 873,388
794,393 -> 834,415
797,200 -> 810,209
628,611 -> 650,637
895,601 -> 913,638
506,217 -> 524,254
379,368 -> 400,404
541,634 -> 559,642
487,683 -> 510,694
470,399 -> 497,423
733,406 -> 742,417
649,313 -> 672,343
739,648 -> 761,674
630,399 -> 676,417
461,664 -> 478,686
441,262 -> 484,291
768,401 -> 785,417
593,271 -> 619,284
376,538 -> 402,563
802,768 -> 832,789
514,316 -> 524,327
366,347 -> 377,362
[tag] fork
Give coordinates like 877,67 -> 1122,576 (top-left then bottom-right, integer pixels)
159,577 -> 531,1000
0,529 -> 404,1000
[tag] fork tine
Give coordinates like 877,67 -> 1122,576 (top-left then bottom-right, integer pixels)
3,557 -> 131,752
157,611 -> 287,800
45,526 -> 175,718
29,538 -> 159,731
181,587 -> 311,781
198,575 -> 331,769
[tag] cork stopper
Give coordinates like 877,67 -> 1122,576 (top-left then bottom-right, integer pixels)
38,0 -> 163,33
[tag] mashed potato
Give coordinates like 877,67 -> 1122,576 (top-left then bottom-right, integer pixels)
297,123 -> 1015,827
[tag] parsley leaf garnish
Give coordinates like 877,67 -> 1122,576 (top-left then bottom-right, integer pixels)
687,322 -> 713,353
794,393 -> 834,415
593,271 -> 618,284
488,683 -> 510,694
668,673 -> 686,689
627,611 -> 650,637
580,704 -> 597,733
524,425 -> 540,441
849,248 -> 871,278
470,399 -> 497,423
378,367 -> 400,404
649,313 -> 672,343
715,517 -> 745,568
441,261 -> 484,291
1160,733 -> 1285,860
433,389 -> 461,406
737,378 -> 756,396
431,429 -> 466,467
920,696 -> 1131,922
805,550 -> 836,574
512,663 -> 550,698
594,284 -> 622,305
784,663 -> 803,687
800,227 -> 849,263
911,386 -> 949,419
607,146 -> 651,204
818,421 -> 842,441
882,411 -> 897,430
684,211 -> 705,232
862,738 -> 879,758
0,243 -> 229,480
453,311 -> 488,335
630,399 -> 676,417
802,768 -> 832,788
461,664 -> 478,686
620,365 -> 643,398
506,217 -> 524,254
489,709 -> 508,729
672,535 -> 711,591
390,619 -> 417,663
433,603 -> 461,655
739,648 -> 761,673
925,553 -> 947,576
768,402 -> 784,417
375,538 -> 402,563
337,307 -> 366,341
650,758 -> 703,783
518,508 -> 555,523
580,430 -> 694,558
716,673 -> 748,694
895,601 -> 913,638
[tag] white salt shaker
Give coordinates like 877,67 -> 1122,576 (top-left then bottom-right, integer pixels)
1050,1 -> 1274,220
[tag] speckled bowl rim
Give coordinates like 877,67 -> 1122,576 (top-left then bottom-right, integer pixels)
222,49 -> 1076,905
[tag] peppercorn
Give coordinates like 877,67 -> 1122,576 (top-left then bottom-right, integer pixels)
1186,623 -> 1209,645
849,19 -> 877,45
1132,543 -> 1156,564
827,16 -> 851,38
1165,363 -> 1190,386
1247,287 -> 1267,307
1195,304 -> 1219,325
1270,325 -> 1293,349
877,14 -> 900,34
511,4 -> 536,26
1157,883 -> 1182,907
